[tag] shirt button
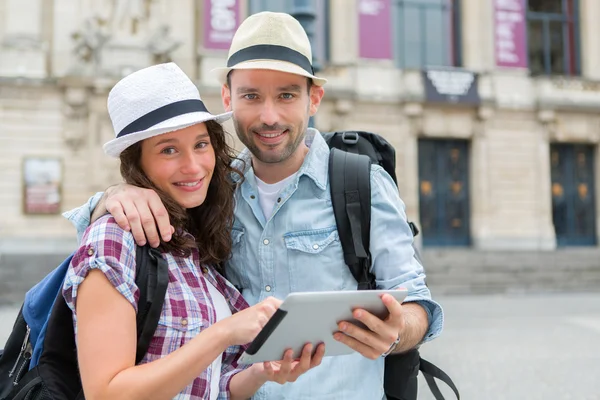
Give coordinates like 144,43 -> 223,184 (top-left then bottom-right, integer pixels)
277,197 -> 282,203
265,285 -> 272,292
250,195 -> 256,199
263,239 -> 270,245
181,319 -> 188,326
312,244 -> 319,250
87,247 -> 94,256
202,267 -> 208,274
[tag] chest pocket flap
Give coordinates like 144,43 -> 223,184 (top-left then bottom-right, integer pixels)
283,226 -> 339,253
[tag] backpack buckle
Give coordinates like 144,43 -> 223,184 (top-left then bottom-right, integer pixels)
342,131 -> 359,145
408,222 -> 419,237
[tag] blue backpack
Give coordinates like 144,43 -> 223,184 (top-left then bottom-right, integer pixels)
0,245 -> 168,400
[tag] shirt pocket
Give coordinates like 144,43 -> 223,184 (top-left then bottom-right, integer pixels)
154,311 -> 204,355
283,226 -> 349,291
226,226 -> 251,289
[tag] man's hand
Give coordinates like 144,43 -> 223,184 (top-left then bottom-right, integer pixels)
98,184 -> 174,247
332,293 -> 428,360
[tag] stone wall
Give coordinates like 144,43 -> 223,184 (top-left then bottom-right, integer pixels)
1,0 -> 600,265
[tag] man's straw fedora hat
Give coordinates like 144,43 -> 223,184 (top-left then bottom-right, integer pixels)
211,12 -> 327,86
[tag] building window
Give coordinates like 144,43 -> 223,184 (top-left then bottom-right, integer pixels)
393,0 -> 461,69
248,0 -> 330,69
527,0 -> 580,76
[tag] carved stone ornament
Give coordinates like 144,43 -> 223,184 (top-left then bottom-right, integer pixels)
1,33 -> 45,51
70,0 -> 176,76
61,86 -> 90,152
537,109 -> 557,140
404,102 -> 423,136
146,25 -> 182,64
71,16 -> 111,75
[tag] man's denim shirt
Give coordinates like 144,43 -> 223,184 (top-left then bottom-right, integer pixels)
65,129 -> 443,400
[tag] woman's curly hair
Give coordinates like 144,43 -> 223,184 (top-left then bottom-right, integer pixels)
119,120 -> 243,266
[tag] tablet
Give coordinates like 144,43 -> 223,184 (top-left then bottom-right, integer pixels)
237,289 -> 408,364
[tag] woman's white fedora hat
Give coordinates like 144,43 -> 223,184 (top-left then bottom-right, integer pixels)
103,62 -> 232,158
211,12 -> 327,86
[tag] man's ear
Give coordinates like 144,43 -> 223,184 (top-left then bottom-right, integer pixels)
309,85 -> 325,116
222,84 -> 232,112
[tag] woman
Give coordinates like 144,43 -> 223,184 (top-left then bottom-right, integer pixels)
62,63 -> 324,400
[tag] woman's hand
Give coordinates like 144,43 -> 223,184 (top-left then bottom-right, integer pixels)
218,297 -> 283,347
252,343 -> 326,384
228,341 -> 326,399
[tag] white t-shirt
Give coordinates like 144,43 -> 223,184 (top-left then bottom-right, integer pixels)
205,278 -> 232,400
255,174 -> 296,220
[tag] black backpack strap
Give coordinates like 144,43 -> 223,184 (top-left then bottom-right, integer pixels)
328,145 -> 459,400
5,368 -> 42,400
328,148 -> 375,290
134,245 -> 169,364
420,357 -> 460,400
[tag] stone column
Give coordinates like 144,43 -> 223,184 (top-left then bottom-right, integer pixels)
579,0 -> 600,80
41,0 -> 54,77
0,0 -> 6,39
536,109 -> 558,250
328,0 -> 358,66
0,0 -> 47,77
460,0 -> 495,71
469,106 -> 493,249
403,102 -> 423,249
594,140 -> 600,242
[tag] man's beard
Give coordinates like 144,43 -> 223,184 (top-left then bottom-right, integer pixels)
234,119 -> 307,164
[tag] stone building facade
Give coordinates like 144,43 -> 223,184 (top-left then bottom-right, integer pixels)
2,0 -> 600,291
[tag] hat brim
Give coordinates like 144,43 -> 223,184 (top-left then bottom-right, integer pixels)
211,60 -> 327,87
103,110 -> 232,157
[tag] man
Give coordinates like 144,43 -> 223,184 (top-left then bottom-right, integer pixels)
66,12 -> 443,400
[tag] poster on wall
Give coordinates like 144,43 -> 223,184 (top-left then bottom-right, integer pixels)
494,0 -> 528,68
358,0 -> 392,59
22,157 -> 62,215
203,0 -> 241,50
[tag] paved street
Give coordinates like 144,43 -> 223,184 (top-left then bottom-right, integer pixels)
1,293 -> 599,399
416,293 -> 600,400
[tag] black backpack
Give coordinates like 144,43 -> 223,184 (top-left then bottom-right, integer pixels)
323,131 -> 460,400
0,245 -> 169,400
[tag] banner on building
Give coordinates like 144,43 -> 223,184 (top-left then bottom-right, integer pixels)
22,157 -> 62,215
358,0 -> 392,59
422,67 -> 480,105
494,0 -> 528,68
203,0 -> 241,50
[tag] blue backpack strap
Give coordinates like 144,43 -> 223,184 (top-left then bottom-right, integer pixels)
2,246 -> 170,399
328,148 -> 375,290
24,253 -> 75,367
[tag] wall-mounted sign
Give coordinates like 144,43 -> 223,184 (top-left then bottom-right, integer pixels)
358,0 -> 392,59
494,0 -> 527,68
203,0 -> 241,50
422,68 -> 480,105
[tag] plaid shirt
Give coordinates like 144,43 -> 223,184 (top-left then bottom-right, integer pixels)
63,215 -> 250,400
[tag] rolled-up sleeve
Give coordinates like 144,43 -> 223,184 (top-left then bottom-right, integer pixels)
369,166 -> 444,342
62,192 -> 105,243
218,343 -> 250,400
62,215 -> 139,325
